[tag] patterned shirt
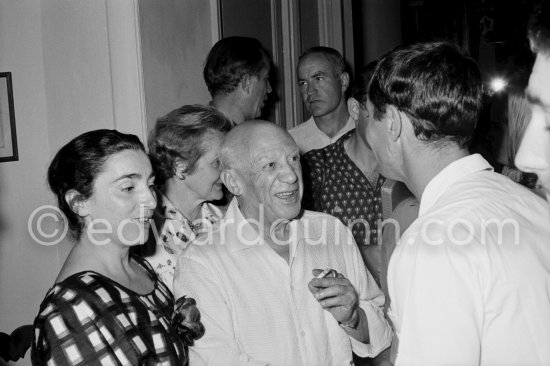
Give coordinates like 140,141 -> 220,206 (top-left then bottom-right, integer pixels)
32,256 -> 186,366
146,194 -> 224,294
301,130 -> 386,285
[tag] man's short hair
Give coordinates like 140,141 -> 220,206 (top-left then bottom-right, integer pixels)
368,41 -> 483,148
203,36 -> 270,97
528,0 -> 550,55
298,46 -> 347,75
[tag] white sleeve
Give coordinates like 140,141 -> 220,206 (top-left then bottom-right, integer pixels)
173,253 -> 271,366
338,221 -> 393,358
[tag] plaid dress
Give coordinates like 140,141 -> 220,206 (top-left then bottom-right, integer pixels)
31,256 -> 187,366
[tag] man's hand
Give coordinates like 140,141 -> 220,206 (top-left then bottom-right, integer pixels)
308,269 -> 359,325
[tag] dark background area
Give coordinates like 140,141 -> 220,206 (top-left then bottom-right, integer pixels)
400,0 -> 537,87
399,0 -> 538,169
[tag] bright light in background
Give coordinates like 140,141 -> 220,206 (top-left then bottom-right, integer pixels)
489,77 -> 507,93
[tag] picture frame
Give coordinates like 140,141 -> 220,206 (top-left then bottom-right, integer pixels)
0,72 -> 18,162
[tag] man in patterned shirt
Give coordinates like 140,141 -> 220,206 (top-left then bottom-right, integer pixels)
301,62 -> 387,288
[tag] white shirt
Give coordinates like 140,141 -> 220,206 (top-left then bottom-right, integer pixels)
388,154 -> 550,366
289,116 -> 355,154
174,199 -> 392,366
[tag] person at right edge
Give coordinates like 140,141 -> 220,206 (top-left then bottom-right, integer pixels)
364,40 -> 550,365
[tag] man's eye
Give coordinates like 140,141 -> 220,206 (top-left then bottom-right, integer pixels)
298,81 -> 307,88
264,162 -> 275,169
289,155 -> 300,163
315,76 -> 324,81
122,186 -> 134,192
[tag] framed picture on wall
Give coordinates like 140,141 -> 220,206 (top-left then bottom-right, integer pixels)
0,72 -> 18,162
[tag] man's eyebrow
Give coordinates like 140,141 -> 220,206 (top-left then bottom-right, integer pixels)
311,71 -> 328,78
254,154 -> 272,162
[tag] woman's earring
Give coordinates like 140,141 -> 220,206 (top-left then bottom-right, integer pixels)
178,174 -> 186,181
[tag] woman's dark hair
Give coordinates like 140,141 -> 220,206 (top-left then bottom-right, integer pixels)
203,36 -> 270,96
48,129 -> 145,240
148,104 -> 232,186
369,41 -> 483,148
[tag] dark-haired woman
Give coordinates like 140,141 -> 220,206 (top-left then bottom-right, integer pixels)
32,129 -> 203,365
146,105 -> 231,294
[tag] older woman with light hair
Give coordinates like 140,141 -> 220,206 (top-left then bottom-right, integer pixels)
145,104 -> 232,293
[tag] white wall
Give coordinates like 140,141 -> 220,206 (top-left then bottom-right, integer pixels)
0,1 -> 214,364
0,2 -> 62,365
0,1 -> 142,365
139,0 -> 214,132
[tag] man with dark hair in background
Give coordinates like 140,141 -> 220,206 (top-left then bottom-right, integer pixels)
365,41 -> 550,365
203,36 -> 272,125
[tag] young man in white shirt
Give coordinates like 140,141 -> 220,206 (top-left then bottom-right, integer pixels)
364,41 -> 550,365
290,47 -> 355,154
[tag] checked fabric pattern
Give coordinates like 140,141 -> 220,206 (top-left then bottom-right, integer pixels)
31,256 -> 186,366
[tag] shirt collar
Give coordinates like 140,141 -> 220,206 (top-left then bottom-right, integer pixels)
419,154 -> 493,216
159,193 -> 186,222
224,198 -> 263,252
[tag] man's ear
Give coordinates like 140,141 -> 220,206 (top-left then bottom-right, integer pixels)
340,71 -> 350,92
347,97 -> 361,121
386,105 -> 403,142
221,169 -> 243,196
241,74 -> 251,94
65,189 -> 88,217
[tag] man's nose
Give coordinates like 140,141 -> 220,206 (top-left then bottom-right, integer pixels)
142,187 -> 157,210
307,82 -> 317,96
279,163 -> 298,184
515,118 -> 549,173
267,80 -> 272,94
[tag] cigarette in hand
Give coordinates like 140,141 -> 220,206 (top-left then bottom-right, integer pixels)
315,269 -> 334,278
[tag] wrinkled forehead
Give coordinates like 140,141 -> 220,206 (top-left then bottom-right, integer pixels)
299,54 -> 339,73
248,126 -> 298,156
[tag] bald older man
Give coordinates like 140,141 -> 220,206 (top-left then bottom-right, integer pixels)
173,121 -> 392,366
